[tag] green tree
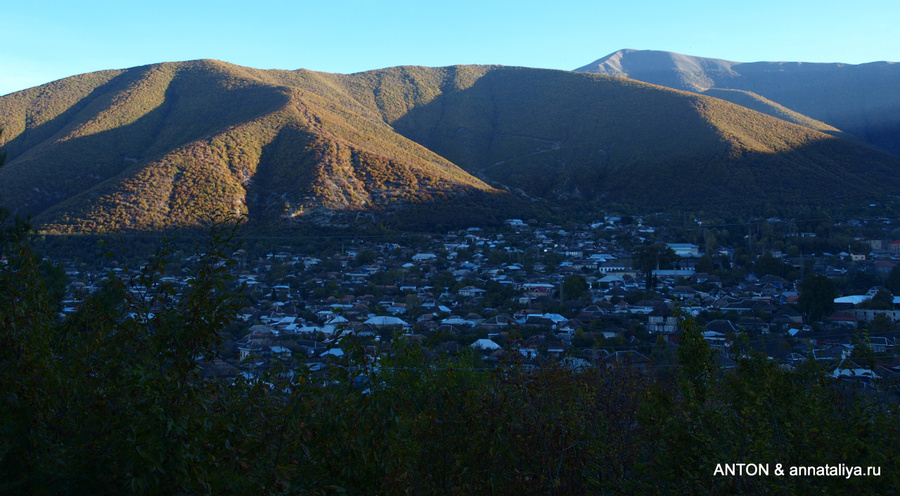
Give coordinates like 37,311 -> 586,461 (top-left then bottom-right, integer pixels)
885,265 -> 900,295
0,133 -> 31,259
561,274 -> 589,303
265,262 -> 293,284
632,243 -> 677,291
3,208 -> 900,493
868,312 -> 896,334
676,314 -> 715,404
572,328 -> 594,348
797,273 -> 837,321
849,330 -> 877,373
354,248 -> 376,266
650,333 -> 676,365
859,288 -> 894,310
752,251 -> 796,279
696,254 -> 715,273
0,222 -> 280,493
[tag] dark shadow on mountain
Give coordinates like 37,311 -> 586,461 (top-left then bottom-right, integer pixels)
1,68 -> 153,159
577,52 -> 900,158
241,125 -> 531,234
243,125 -> 320,227
844,122 -> 900,157
375,189 -> 534,232
0,66 -> 290,220
389,68 -> 900,216
389,68 -> 680,200
593,137 -> 900,216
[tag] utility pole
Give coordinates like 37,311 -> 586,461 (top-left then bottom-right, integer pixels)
800,251 -> 805,280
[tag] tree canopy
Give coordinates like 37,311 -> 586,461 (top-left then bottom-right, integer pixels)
798,273 -> 838,321
632,243 -> 677,291
885,266 -> 900,296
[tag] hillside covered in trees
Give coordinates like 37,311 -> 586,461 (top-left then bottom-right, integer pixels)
2,61 -> 900,234
576,49 -> 900,156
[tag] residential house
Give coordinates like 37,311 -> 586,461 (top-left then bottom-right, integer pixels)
648,304 -> 679,334
458,286 -> 487,298
667,243 -> 700,258
363,316 -> 411,331
471,338 -> 501,351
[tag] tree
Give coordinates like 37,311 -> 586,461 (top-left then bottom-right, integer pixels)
632,243 -> 676,291
868,313 -> 896,334
885,265 -> 900,296
572,328 -> 594,348
561,274 -> 589,303
650,333 -> 676,365
354,248 -> 376,266
797,273 -> 837,321
0,132 -> 31,258
676,314 -> 715,404
0,222 -> 269,493
2,193 -> 900,492
850,330 -> 877,368
859,288 -> 894,310
696,254 -> 715,274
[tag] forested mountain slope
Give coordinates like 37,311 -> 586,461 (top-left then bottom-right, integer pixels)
576,49 -> 900,156
2,59 -> 900,233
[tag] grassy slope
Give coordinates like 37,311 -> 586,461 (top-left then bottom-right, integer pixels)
701,88 -> 842,135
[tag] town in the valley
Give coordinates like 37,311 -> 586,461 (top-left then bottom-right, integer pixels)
48,212 -> 900,387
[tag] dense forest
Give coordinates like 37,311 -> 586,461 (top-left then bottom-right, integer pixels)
1,215 -> 898,494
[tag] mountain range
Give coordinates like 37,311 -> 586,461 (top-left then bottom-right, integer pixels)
575,49 -> 900,155
1,51 -> 899,234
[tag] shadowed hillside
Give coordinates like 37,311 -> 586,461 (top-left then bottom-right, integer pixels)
576,49 -> 900,155
381,67 -> 900,210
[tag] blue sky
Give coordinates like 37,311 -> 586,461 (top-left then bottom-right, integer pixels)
2,0 -> 898,95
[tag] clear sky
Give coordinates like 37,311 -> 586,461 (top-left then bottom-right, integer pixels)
2,0 -> 898,96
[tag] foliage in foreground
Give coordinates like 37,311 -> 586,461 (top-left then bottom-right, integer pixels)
1,229 -> 898,495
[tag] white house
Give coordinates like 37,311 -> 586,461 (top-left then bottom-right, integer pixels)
471,338 -> 501,351
363,316 -> 411,329
667,243 -> 700,258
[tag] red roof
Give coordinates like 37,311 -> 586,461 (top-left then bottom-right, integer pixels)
827,312 -> 858,322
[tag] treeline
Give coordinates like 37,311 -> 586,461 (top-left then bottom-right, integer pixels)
1,226 -> 898,494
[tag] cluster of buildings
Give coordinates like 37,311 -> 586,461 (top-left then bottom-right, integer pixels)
52,215 -> 900,385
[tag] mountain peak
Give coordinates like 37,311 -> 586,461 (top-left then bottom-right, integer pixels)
575,49 -> 739,91
574,50 -> 900,155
